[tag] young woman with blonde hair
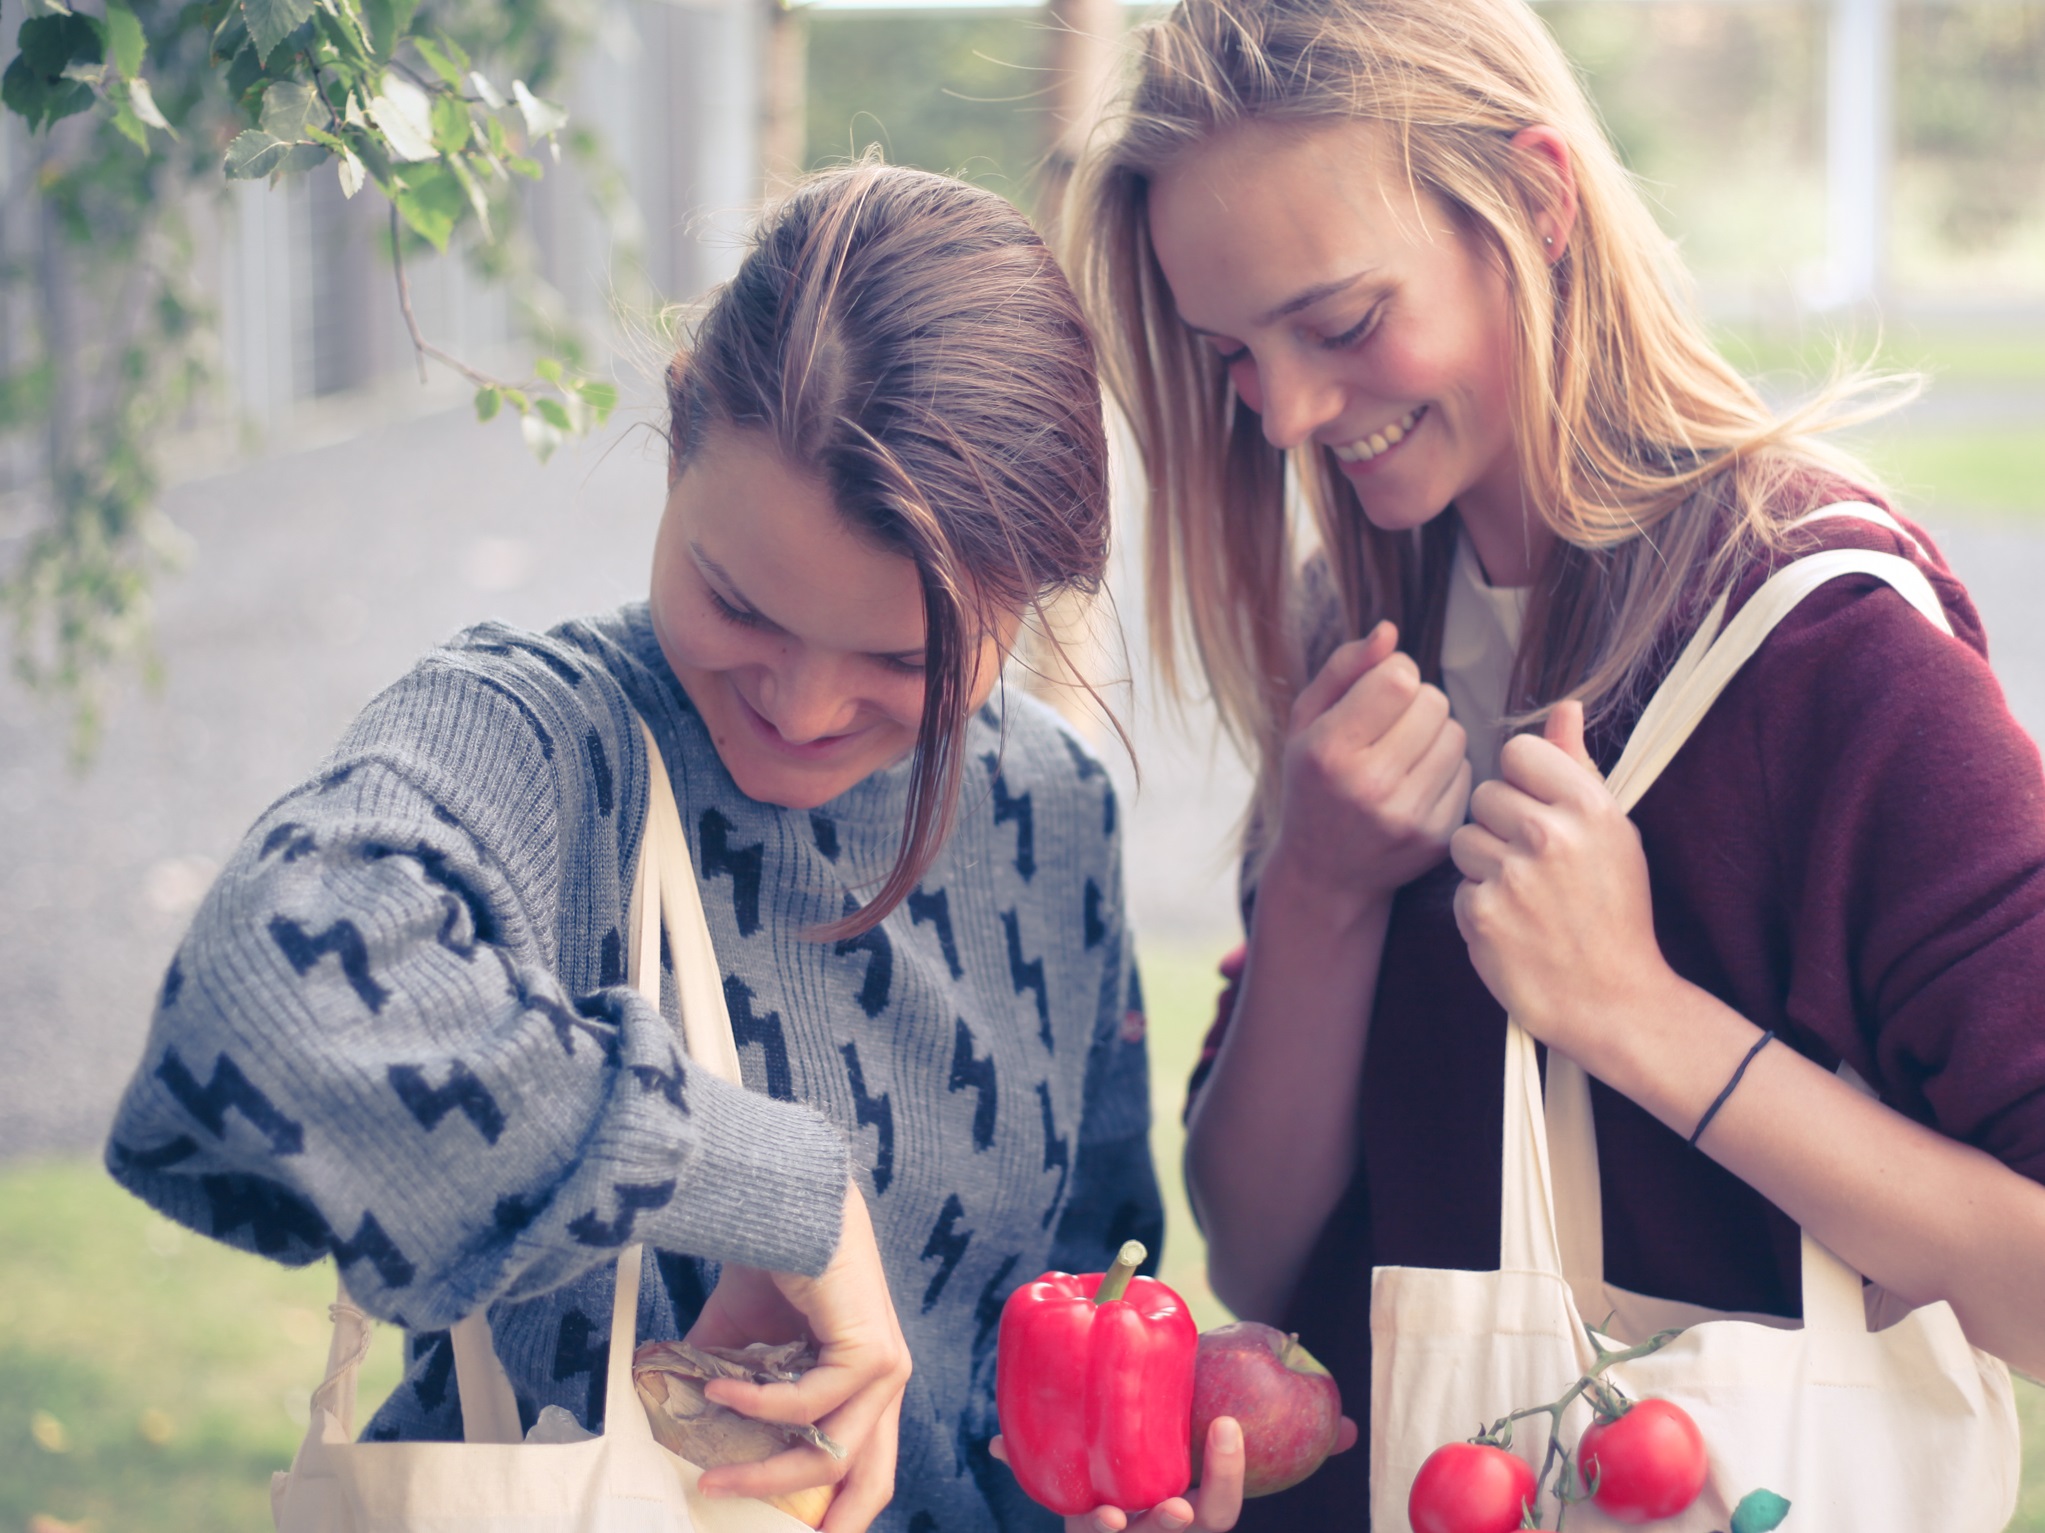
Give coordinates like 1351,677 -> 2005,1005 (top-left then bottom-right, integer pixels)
1070,0 -> 2045,1522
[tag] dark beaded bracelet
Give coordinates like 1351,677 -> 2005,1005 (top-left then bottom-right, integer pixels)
1688,1030 -> 1776,1147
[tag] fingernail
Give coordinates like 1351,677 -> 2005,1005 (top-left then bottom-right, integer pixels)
1090,1517 -> 1116,1533
1158,1516 -> 1190,1532
1217,1416 -> 1243,1452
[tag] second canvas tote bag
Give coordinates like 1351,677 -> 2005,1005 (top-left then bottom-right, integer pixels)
1368,507 -> 2023,1531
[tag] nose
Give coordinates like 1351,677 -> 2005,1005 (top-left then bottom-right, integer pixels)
1251,351 -> 1347,452
754,653 -> 862,744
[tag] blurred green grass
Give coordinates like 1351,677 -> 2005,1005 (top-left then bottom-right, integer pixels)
4,943 -> 2039,1530
1710,319 -> 2045,519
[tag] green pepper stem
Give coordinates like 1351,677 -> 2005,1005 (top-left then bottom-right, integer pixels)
1094,1241 -> 1147,1305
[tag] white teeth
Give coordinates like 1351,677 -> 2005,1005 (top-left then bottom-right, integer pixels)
1334,405 -> 1424,463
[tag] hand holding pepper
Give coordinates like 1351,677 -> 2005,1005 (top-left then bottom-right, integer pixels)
993,1415 -> 1249,1532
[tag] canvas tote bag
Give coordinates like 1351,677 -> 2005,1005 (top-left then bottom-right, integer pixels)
270,717 -> 813,1533
1369,505 -> 2023,1531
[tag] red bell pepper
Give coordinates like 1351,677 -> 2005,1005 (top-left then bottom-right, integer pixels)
996,1240 -> 1199,1516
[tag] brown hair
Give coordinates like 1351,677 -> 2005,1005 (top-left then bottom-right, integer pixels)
1067,0 -> 1904,841
670,161 -> 1111,936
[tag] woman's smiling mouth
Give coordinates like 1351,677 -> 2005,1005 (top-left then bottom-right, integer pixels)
1331,403 -> 1427,464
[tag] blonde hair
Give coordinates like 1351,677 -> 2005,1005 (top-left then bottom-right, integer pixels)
1067,0 -> 1903,832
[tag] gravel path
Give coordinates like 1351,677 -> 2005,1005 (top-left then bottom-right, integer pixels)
1,404 -> 2038,1160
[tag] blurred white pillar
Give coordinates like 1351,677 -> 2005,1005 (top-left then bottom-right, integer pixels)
222,180 -> 303,430
1819,0 -> 1893,309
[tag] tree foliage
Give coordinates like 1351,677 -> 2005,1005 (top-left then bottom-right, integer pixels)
1,0 -> 619,756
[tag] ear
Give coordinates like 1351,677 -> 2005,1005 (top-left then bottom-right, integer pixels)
1509,125 -> 1579,266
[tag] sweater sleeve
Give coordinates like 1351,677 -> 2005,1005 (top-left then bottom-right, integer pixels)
104,651 -> 848,1330
1047,783 -> 1166,1276
1750,570 -> 2045,1182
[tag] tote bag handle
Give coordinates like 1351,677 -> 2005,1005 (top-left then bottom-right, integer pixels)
1506,504 -> 1952,1333
318,715 -> 747,1445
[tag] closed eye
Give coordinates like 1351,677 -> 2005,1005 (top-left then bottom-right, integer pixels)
1321,305 -> 1382,351
706,584 -> 772,631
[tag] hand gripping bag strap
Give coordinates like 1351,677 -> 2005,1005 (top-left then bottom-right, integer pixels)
1541,509 -> 1953,1335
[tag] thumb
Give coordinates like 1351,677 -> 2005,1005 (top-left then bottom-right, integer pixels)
1543,699 -> 1597,774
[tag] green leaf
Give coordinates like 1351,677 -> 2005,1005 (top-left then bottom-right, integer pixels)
258,78 -> 320,140
104,0 -> 145,78
3,15 -> 103,129
210,7 -> 249,62
17,12 -> 103,73
360,0 -> 417,60
446,153 -> 491,237
502,388 -> 529,411
434,30 -> 471,72
127,76 -> 172,133
429,91 -> 469,154
1730,1490 -> 1792,1533
534,356 -> 563,385
411,34 -> 463,89
534,396 -> 572,431
223,127 -> 324,179
0,362 -> 54,429
223,128 -> 288,178
505,153 -> 541,180
474,386 -> 502,423
575,381 -> 619,423
111,96 -> 149,148
392,160 -> 467,250
311,6 -> 373,69
241,0 -> 317,65
511,79 -> 567,139
521,409 -> 564,463
368,71 -> 437,161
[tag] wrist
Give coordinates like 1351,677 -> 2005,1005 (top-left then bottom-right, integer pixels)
1255,845 -> 1398,938
1572,963 -> 1737,1122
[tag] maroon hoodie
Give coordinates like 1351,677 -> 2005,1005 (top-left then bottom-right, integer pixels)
1190,506 -> 2045,1528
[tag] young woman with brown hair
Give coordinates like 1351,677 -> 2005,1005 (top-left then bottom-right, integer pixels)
104,163 -> 1224,1532
1069,0 -> 2045,1523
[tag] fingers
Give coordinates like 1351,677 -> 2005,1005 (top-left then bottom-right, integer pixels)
1498,720 -> 1604,808
819,1392 -> 901,1533
1334,1415 -> 1360,1456
1187,1415 -> 1245,1530
1292,622 -> 1400,727
697,1440 -> 845,1502
1544,698 -> 1595,770
1449,820 -> 1509,883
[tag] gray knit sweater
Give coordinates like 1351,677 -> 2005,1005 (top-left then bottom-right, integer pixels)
105,603 -> 1161,1532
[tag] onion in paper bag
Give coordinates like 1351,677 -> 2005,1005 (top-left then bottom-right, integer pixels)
633,1339 -> 846,1528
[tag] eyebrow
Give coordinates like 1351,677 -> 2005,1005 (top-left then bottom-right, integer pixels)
691,543 -> 928,665
1182,270 -> 1386,338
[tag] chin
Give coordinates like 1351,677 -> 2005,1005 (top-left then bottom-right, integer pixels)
723,755 -> 854,811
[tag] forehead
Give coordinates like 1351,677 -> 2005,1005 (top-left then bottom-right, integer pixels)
1146,118 -> 1448,323
672,428 -> 928,649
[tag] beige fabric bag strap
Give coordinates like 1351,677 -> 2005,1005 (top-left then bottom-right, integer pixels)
323,715 -> 747,1444
1537,503 -> 1952,1334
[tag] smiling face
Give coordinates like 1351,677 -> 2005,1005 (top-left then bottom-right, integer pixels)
649,426 -> 1009,810
1148,117 -> 1538,577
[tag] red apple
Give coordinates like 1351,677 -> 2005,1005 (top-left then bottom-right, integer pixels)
1189,1322 -> 1343,1498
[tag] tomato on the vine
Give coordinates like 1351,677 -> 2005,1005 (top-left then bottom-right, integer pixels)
1577,1398 -> 1708,1522
1408,1441 -> 1537,1533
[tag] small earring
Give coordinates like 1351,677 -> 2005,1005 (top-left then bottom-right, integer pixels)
1543,235 -> 1554,247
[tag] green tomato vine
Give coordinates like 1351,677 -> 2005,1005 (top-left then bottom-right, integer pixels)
1,0 -> 627,755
